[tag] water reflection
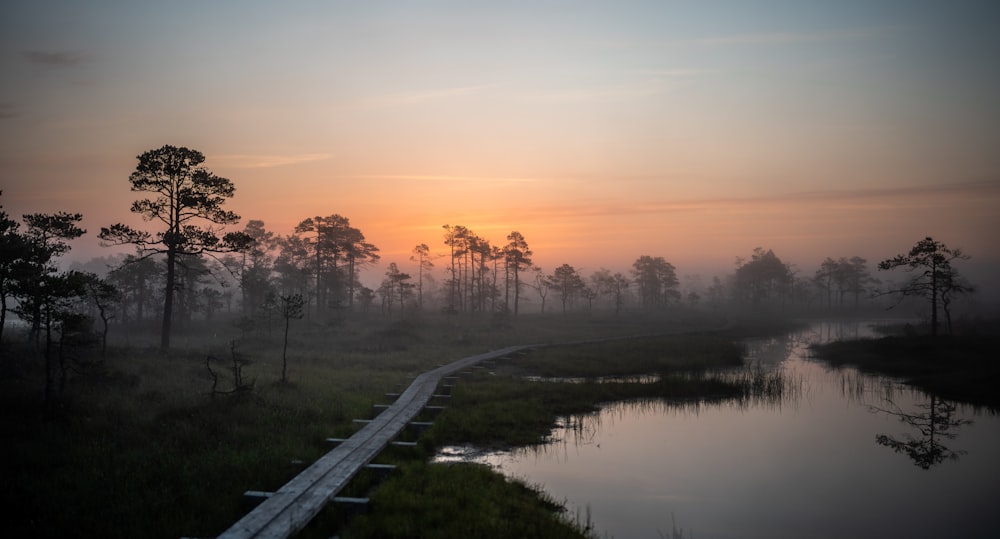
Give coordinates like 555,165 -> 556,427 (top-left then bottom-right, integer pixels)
435,320 -> 1000,539
872,395 -> 971,469
828,337 -> 973,470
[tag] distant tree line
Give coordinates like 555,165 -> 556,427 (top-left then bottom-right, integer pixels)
1,145 -> 980,368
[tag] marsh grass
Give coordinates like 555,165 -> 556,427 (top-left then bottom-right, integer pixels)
424,334 -> 795,450
0,311 -> 772,538
503,334 -> 745,379
809,332 -> 1000,410
333,461 -> 597,539
0,315 -> 491,538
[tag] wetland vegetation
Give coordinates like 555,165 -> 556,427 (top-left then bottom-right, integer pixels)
3,310 -> 780,538
4,310 -> 996,538
809,320 -> 1000,410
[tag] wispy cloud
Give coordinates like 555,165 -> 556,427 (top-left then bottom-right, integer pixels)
355,84 -> 495,110
350,174 -> 540,183
520,80 -> 667,103
639,68 -> 714,78
690,27 -> 891,47
23,50 -> 89,67
490,179 -> 1000,223
212,153 -> 332,169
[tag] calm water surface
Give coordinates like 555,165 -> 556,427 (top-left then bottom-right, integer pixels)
436,321 -> 1000,539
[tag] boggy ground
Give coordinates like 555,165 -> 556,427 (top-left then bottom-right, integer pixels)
808,319 -> 1000,411
340,332 -> 794,539
0,309 -> 791,539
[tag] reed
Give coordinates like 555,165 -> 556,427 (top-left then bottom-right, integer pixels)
809,331 -> 1000,410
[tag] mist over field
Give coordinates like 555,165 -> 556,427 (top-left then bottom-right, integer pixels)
3,2 -> 1000,538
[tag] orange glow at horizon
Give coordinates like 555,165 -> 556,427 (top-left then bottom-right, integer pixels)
2,1 -> 999,297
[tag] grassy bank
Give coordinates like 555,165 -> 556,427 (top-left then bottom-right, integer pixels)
423,335 -> 749,448
339,461 -> 597,539
338,333 -> 792,539
0,310 -> 778,538
809,330 -> 1000,410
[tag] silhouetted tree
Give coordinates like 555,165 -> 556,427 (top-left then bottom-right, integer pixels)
609,272 -> 630,315
547,263 -> 586,314
342,228 -> 379,309
410,243 -> 433,310
874,395 -> 970,469
877,237 -> 972,336
99,145 -> 250,349
239,220 -> 277,314
40,271 -> 90,406
530,267 -> 549,314
295,214 -> 377,314
0,192 -> 28,344
81,273 -> 120,358
174,254 -> 213,324
589,269 -> 613,311
7,210 -> 88,407
356,286 -> 375,314
844,256 -> 876,308
733,248 -> 793,307
706,276 -> 726,309
278,293 -> 304,383
295,214 -> 345,314
488,245 -> 504,313
815,256 -> 876,310
631,255 -> 680,310
504,231 -> 532,316
274,233 -> 312,303
814,257 -> 840,310
106,252 -> 159,324
382,262 -> 414,316
16,212 -> 86,346
442,224 -> 473,313
470,234 -> 494,313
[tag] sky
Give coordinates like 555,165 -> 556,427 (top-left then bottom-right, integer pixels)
2,1 -> 998,295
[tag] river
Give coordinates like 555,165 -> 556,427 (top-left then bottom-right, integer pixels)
436,321 -> 1000,538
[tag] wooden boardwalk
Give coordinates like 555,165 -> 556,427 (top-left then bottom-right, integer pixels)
216,345 -> 530,539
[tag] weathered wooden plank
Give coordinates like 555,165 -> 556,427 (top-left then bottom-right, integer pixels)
216,345 -> 531,539
332,496 -> 369,505
390,441 -> 418,447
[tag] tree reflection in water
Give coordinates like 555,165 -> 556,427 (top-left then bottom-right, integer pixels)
873,395 -> 971,469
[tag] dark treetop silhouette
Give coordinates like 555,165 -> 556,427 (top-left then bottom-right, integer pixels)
877,237 -> 972,336
99,145 -> 250,349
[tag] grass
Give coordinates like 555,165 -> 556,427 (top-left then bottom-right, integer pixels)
422,334 -> 788,450
809,326 -> 1000,410
339,461 -> 597,539
505,333 -> 746,378
0,309 -> 780,538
